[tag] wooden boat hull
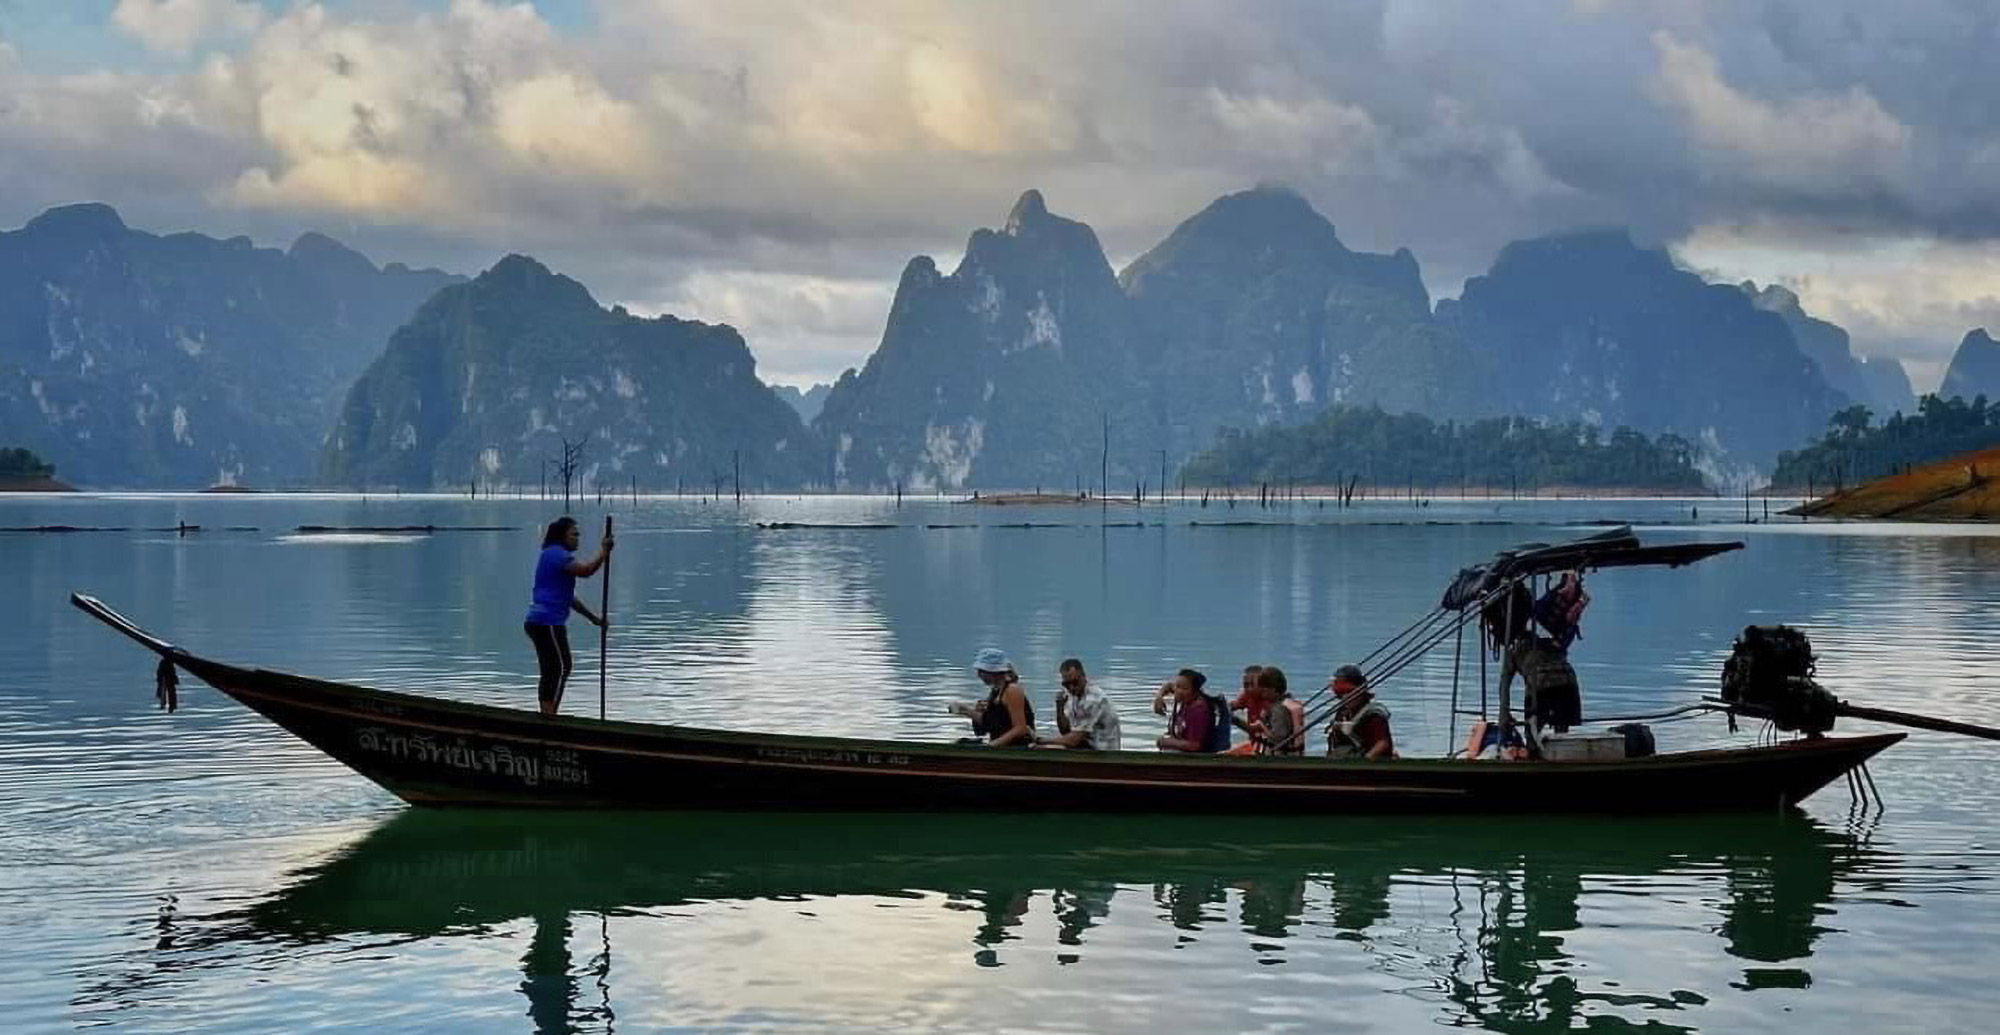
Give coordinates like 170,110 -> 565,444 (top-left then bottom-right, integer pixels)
75,594 -> 1901,814
182,654 -> 1894,814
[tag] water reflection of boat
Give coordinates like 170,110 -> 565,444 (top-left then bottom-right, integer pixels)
69,583 -> 1900,814
211,810 -> 1874,1034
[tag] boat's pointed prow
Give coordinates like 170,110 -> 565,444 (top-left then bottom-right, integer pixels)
70,592 -> 179,657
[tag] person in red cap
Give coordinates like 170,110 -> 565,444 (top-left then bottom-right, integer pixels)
1325,665 -> 1395,760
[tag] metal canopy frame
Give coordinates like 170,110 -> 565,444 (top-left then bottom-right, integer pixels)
1295,528 -> 1746,755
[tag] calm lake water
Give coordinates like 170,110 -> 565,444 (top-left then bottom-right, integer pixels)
4,493 -> 1999,1033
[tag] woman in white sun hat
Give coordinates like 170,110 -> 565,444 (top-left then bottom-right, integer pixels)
966,647 -> 1036,747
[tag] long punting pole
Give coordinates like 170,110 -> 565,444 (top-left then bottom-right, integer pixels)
1705,696 -> 2000,742
599,514 -> 612,721
1837,702 -> 2000,741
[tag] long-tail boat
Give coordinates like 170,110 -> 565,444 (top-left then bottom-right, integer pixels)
73,524 -> 1983,814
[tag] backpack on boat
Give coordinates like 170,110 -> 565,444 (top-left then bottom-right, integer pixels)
1534,581 -> 1589,650
1720,625 -> 1837,734
1202,694 -> 1233,753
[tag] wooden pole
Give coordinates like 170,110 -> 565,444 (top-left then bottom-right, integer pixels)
599,515 -> 612,721
1101,413 -> 1109,508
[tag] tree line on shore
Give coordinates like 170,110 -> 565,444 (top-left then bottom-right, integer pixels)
0,447 -> 55,480
1177,406 -> 1707,493
1770,395 -> 2000,491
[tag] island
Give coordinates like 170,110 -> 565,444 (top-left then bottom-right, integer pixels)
0,448 -> 75,492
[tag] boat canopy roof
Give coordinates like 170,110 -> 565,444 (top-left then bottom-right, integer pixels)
1439,526 -> 1742,611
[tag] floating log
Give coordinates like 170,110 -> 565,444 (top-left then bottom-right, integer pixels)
953,492 -> 1091,506
292,525 -> 518,534
1,525 -> 264,534
755,522 -> 898,530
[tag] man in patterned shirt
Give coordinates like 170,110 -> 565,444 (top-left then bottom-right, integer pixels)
1036,658 -> 1123,750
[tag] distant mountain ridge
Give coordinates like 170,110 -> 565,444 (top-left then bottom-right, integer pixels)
1941,329 -> 2000,402
321,256 -> 817,491
1433,231 -> 1850,473
7,192 -> 1961,492
0,203 -> 458,487
775,382 -> 834,424
814,189 -> 1142,490
817,190 -> 1867,490
1742,282 -> 1915,417
1119,189 -> 1474,461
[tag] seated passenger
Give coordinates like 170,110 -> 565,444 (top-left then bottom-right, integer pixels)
1155,668 -> 1224,752
1037,658 -> 1122,750
1223,664 -> 1269,755
967,648 -> 1035,748
1232,664 -> 1268,733
1253,666 -> 1307,755
1324,665 -> 1395,760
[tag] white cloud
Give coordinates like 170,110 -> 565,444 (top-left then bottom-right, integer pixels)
205,1 -> 667,223
638,270 -> 895,386
904,41 -> 1077,155
112,0 -> 266,56
492,72 -> 654,181
1650,31 -> 1911,193
1395,96 -> 1576,201
1206,88 -> 1381,169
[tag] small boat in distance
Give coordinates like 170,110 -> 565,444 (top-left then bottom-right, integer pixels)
70,524 -> 1927,814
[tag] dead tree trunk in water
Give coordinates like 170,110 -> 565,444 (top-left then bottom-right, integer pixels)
557,436 -> 589,511
1100,413 -> 1109,509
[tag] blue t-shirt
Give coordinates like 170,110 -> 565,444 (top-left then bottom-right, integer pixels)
525,545 -> 577,625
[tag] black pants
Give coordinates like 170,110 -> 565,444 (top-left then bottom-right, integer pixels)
525,622 -> 573,706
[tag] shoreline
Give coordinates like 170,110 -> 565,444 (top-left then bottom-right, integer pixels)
1786,447 -> 1996,522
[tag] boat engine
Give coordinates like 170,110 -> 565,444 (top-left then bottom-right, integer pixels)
1720,625 -> 1838,735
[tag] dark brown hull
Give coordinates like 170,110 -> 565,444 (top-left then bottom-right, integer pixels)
188,655 -> 1896,813
75,593 -> 1901,814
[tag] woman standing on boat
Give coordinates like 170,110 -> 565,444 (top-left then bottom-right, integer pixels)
525,516 -> 613,716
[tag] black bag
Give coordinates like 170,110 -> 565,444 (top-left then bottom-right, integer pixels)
1611,723 -> 1656,758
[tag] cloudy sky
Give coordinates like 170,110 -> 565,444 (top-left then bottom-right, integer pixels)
3,1 -> 1997,389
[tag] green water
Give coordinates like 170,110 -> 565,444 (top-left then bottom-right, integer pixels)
4,494 -> 1998,1032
